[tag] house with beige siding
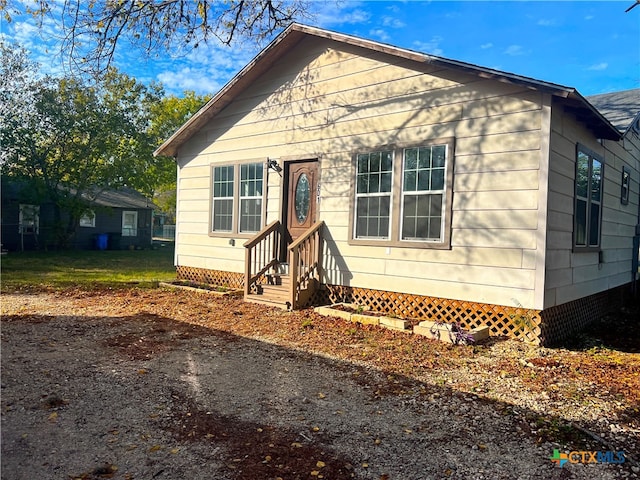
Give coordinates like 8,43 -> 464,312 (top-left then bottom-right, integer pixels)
155,24 -> 640,345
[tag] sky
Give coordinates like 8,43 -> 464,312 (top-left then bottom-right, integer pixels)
1,1 -> 639,98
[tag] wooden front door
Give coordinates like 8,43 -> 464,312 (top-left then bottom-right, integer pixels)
286,160 -> 319,243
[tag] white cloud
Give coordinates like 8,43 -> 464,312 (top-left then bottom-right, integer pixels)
587,62 -> 608,71
369,29 -> 390,42
504,45 -> 525,56
153,40 -> 255,95
382,16 -> 406,29
157,67 -> 222,95
3,15 -> 66,77
480,42 -> 493,49
413,37 -> 444,56
313,2 -> 371,28
537,18 -> 558,27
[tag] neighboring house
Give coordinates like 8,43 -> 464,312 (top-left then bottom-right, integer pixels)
155,24 -> 640,345
1,180 -> 154,251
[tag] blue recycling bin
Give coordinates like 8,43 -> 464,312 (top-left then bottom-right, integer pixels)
95,233 -> 108,250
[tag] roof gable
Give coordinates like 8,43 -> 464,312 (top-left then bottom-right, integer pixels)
155,23 -> 621,157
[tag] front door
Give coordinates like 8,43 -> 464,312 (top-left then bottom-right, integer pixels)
286,160 -> 319,243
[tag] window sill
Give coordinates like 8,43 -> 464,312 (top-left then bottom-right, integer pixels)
209,231 -> 256,239
572,246 -> 600,254
348,238 -> 451,249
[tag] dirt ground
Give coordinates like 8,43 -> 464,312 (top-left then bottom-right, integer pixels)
1,288 -> 639,480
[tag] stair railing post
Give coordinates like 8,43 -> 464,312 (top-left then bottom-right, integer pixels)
244,244 -> 251,297
289,245 -> 299,309
317,227 -> 323,282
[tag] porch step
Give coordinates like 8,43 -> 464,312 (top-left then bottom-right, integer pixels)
245,295 -> 291,310
244,274 -> 291,310
260,284 -> 290,301
265,273 -> 290,286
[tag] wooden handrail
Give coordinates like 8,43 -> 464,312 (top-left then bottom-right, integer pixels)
287,220 -> 324,251
244,220 -> 281,297
243,220 -> 281,248
288,220 -> 324,309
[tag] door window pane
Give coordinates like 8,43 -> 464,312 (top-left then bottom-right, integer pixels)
294,173 -> 310,224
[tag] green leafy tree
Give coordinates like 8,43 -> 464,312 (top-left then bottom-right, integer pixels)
1,42 -> 163,247
148,91 -> 211,220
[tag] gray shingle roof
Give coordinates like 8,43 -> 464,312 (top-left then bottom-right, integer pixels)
587,88 -> 640,132
88,187 -> 154,209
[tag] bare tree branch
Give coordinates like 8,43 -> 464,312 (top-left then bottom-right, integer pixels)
10,0 -> 311,77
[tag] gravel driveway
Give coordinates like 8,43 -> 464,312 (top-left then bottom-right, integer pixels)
1,290 -> 636,480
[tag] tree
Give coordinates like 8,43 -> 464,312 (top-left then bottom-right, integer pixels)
1,42 -> 163,247
148,90 -> 212,220
5,0 -> 310,75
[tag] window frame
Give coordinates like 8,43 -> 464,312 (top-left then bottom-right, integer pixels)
79,210 -> 96,228
209,159 -> 267,238
621,166 -> 630,205
349,138 -> 455,249
573,144 -> 603,252
19,204 -> 40,234
353,149 -> 394,241
211,165 -> 235,233
122,210 -> 138,237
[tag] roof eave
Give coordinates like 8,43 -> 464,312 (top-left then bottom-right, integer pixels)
563,91 -> 623,141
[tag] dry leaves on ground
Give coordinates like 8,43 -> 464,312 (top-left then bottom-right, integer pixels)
2,287 -> 639,479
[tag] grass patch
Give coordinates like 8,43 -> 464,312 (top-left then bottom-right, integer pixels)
0,247 -> 176,292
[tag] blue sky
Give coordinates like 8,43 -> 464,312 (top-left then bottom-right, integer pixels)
2,1 -> 639,97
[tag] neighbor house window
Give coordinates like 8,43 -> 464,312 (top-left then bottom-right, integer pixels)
122,210 -> 138,237
354,150 -> 393,239
574,145 -> 603,250
79,210 -> 96,227
19,204 -> 39,234
351,138 -> 454,248
210,160 -> 265,236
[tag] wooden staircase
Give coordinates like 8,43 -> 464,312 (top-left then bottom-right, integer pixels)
250,270 -> 292,309
243,220 -> 324,310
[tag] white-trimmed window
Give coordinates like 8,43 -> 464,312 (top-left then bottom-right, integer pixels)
354,150 -> 393,239
122,210 -> 138,237
19,204 -> 39,234
239,163 -> 263,233
401,145 -> 447,242
212,165 -> 234,232
79,210 -> 96,228
210,161 -> 265,236
351,138 -> 454,249
574,145 -> 603,251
